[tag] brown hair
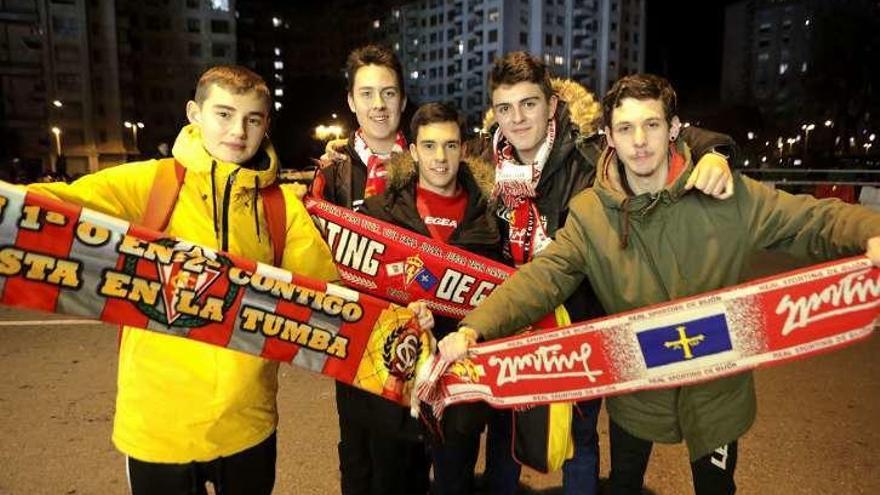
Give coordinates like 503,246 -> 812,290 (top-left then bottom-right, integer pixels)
410,102 -> 462,139
488,51 -> 553,101
345,44 -> 406,99
603,74 -> 678,126
194,65 -> 271,107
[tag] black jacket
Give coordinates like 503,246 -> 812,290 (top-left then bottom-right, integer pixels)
310,134 -> 370,210
361,153 -> 501,340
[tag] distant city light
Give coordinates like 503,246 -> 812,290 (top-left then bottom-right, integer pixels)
793,159 -> 802,166
473,127 -> 481,134
274,61 -> 284,70
824,120 -> 833,127
373,19 -> 380,29
410,70 -> 419,80
332,113 -> 338,119
870,134 -> 876,142
274,88 -> 283,97
804,18 -> 811,26
52,100 -> 63,108
761,156 -> 768,163
747,131 -> 755,140
272,17 -> 281,28
682,122 -> 691,128
393,9 -> 400,19
274,47 -> 281,56
274,102 -> 282,111
743,159 -> 750,166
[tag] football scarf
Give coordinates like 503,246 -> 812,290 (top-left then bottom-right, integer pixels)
0,183 -> 431,406
416,256 -> 879,415
354,129 -> 407,198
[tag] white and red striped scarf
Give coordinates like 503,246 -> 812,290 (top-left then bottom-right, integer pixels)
354,129 -> 407,198
490,120 -> 557,265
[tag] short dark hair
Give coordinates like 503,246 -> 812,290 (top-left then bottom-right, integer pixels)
345,44 -> 405,99
603,74 -> 678,127
488,51 -> 554,101
410,102 -> 462,140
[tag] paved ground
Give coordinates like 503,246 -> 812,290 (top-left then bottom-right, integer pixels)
0,254 -> 878,494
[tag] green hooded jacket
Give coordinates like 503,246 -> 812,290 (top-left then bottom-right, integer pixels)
461,141 -> 880,459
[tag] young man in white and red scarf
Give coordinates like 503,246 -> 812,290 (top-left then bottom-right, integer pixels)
310,44 -> 408,211
309,44 -> 432,495
479,51 -> 738,495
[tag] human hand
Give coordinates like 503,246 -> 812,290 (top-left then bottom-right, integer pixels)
686,152 -> 734,199
318,138 -> 349,169
866,236 -> 880,267
438,327 -> 477,362
407,300 -> 434,332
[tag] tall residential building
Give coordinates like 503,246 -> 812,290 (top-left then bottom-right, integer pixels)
0,0 -> 49,178
0,0 -> 235,177
721,0 -> 814,124
382,0 -> 645,126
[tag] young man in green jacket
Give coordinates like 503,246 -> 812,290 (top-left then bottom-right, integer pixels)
439,73 -> 880,494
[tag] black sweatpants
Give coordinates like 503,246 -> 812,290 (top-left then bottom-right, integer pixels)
126,431 -> 276,495
608,420 -> 738,495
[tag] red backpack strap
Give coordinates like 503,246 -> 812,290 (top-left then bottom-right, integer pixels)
261,184 -> 287,267
143,158 -> 186,232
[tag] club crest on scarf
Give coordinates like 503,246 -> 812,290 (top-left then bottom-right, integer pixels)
119,239 -> 239,327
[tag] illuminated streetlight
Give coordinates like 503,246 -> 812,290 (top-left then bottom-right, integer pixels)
824,119 -> 833,127
52,100 -> 63,108
801,123 -> 815,151
50,126 -> 62,156
315,124 -> 344,141
747,131 -> 755,140
124,121 -> 145,152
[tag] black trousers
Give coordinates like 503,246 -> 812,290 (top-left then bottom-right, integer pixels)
127,432 -> 276,495
609,420 -> 738,495
336,382 -> 430,495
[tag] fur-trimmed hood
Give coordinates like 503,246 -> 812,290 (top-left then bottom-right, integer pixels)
481,78 -> 602,138
383,150 -> 496,200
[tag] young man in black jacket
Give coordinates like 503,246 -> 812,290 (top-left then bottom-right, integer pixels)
361,102 -> 499,495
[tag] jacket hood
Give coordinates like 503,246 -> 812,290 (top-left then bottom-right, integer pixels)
172,123 -> 280,190
384,150 -> 496,200
595,141 -> 695,210
481,78 -> 602,138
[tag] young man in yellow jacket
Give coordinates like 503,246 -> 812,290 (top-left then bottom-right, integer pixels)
28,65 -> 338,495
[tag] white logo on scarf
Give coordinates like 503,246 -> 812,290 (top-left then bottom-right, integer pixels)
488,343 -> 604,386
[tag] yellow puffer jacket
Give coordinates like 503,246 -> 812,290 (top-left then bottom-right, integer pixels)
29,124 -> 338,462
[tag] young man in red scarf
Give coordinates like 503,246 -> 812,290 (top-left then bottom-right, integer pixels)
311,44 -> 407,211
478,52 -> 737,495
310,44 -> 431,495
360,102 -> 500,495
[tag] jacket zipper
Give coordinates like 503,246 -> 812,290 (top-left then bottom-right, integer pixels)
220,168 -> 240,252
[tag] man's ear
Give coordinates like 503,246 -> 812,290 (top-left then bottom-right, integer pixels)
401,95 -> 407,114
548,94 -> 559,119
604,127 -> 616,149
669,116 -> 682,141
409,142 -> 418,163
347,93 -> 356,113
186,100 -> 201,125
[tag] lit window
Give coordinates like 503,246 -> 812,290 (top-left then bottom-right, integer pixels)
210,0 -> 229,11
274,61 -> 283,69
410,70 -> 419,80
393,9 -> 400,19
554,55 -> 564,65
804,18 -> 810,26
779,63 -> 788,75
274,47 -> 281,56
413,38 -> 419,46
274,88 -> 283,96
274,101 -> 282,111
272,17 -> 281,28
373,19 -> 380,29
801,62 -> 807,73
274,73 -> 282,82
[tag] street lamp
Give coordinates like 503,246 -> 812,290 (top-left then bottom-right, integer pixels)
51,126 -> 62,156
52,100 -> 63,108
314,124 -> 344,141
124,121 -> 145,152
824,119 -> 833,127
801,123 -> 815,151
